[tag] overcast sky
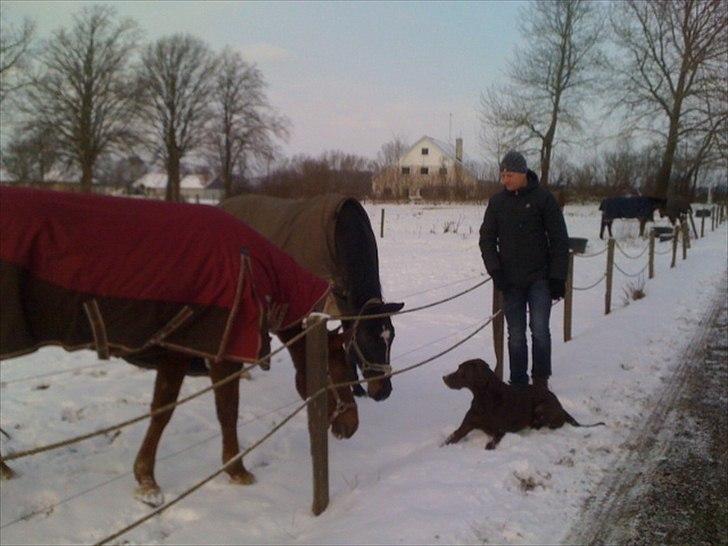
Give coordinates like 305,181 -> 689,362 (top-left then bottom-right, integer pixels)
3,0 -> 528,161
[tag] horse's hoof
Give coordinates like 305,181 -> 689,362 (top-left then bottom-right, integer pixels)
134,484 -> 165,507
229,471 -> 256,485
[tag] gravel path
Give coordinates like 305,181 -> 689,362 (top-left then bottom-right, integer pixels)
566,278 -> 728,545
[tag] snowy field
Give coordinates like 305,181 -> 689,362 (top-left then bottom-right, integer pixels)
1,201 -> 726,545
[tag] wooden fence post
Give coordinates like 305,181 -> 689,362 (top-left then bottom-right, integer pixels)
648,230 -> 655,279
380,208 -> 385,238
682,221 -> 688,260
712,206 -> 716,231
687,210 -> 697,242
564,251 -> 574,342
671,225 -> 679,268
305,314 -> 329,516
492,284 -> 504,380
605,238 -> 615,315
701,214 -> 705,238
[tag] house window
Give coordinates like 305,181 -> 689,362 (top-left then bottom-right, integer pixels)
401,167 -> 410,175
421,147 -> 429,155
420,167 -> 429,175
439,167 -> 447,175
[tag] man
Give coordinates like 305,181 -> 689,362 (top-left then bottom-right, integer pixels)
479,151 -> 569,390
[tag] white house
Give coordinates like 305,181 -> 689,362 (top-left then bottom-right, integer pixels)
372,136 -> 478,200
132,172 -> 221,201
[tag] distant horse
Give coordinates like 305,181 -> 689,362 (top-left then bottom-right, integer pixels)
0,187 -> 358,505
662,196 -> 693,226
221,194 -> 404,401
598,196 -> 667,239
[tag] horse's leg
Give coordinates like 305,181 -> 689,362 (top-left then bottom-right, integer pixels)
608,220 -> 613,239
133,362 -> 186,506
639,218 -> 646,237
209,360 -> 255,485
599,217 -> 606,239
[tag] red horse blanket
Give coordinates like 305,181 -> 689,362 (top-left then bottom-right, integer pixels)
0,187 -> 329,364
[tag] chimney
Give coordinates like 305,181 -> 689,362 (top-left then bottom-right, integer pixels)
455,138 -> 463,162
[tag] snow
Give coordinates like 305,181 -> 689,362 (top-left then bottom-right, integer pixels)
1,202 -> 726,545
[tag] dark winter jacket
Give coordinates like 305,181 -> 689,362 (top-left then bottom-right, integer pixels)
479,170 -> 569,288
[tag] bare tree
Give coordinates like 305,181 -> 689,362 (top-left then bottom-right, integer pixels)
610,0 -> 727,198
206,48 -> 289,199
375,135 -> 409,170
480,0 -> 605,186
0,15 -> 35,105
22,5 -> 140,192
1,125 -> 59,182
137,34 -> 217,202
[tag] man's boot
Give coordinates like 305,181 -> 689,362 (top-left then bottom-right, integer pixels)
532,376 -> 549,390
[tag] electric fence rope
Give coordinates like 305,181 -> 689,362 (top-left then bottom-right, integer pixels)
397,272 -> 486,300
614,262 -> 649,278
573,274 -> 606,291
329,277 -> 490,322
92,312 -> 500,546
615,241 -> 649,260
574,246 -> 608,258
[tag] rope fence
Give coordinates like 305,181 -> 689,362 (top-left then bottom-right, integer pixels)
614,262 -> 649,278
573,274 -> 607,291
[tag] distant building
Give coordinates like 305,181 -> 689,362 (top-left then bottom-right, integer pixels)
372,136 -> 478,200
132,172 -> 221,202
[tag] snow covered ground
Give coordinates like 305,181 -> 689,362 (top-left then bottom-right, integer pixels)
1,201 -> 726,545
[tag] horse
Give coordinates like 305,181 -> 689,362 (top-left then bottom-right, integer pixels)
0,187 -> 358,505
220,194 -> 404,401
598,196 -> 667,239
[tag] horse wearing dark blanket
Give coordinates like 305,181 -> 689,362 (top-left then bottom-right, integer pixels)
220,194 -> 404,401
598,196 -> 667,239
0,187 -> 358,504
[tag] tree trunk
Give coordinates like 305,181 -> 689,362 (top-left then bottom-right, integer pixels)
166,153 -> 181,202
81,161 -> 94,193
540,137 -> 553,187
223,135 -> 232,199
655,113 -> 681,198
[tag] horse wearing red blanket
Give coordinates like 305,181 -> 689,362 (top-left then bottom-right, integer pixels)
0,187 -> 358,505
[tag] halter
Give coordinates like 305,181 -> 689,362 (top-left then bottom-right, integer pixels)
344,298 -> 393,376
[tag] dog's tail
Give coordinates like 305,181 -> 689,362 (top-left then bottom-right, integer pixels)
565,412 -> 605,428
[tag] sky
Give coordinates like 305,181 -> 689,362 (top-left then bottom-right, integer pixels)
2,0 -> 527,162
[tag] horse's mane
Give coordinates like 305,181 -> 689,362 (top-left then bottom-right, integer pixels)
334,199 -> 382,310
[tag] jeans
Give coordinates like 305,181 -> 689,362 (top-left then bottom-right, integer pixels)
502,279 -> 552,386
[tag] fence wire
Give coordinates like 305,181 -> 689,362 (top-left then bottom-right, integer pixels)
615,241 -> 649,260
573,274 -> 606,291
614,262 -> 649,278
574,245 -> 608,258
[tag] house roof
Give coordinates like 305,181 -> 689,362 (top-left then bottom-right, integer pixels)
403,135 -> 475,166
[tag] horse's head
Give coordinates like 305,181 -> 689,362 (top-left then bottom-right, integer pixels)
345,299 -> 404,401
326,330 -> 359,439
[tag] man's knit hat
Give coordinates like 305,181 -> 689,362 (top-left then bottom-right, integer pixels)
500,150 -> 527,173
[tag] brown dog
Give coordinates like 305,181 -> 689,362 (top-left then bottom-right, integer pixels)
442,359 -> 604,449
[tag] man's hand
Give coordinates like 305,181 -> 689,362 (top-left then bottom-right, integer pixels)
549,278 -> 565,300
491,270 -> 508,292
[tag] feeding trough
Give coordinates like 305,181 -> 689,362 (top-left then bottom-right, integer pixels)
652,226 -> 674,242
568,237 -> 588,254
